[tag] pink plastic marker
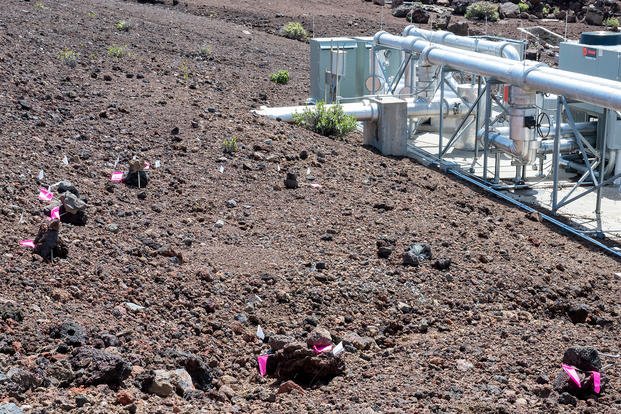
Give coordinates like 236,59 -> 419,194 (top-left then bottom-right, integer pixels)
313,344 -> 334,354
592,371 -> 601,394
110,171 -> 124,183
50,206 -> 60,220
257,354 -> 270,377
19,240 -> 35,248
562,364 -> 581,388
144,161 -> 150,170
38,187 -> 53,201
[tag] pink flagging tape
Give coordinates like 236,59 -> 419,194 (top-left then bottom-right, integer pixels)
257,354 -> 269,377
562,364 -> 581,388
144,162 -> 150,170
312,344 -> 334,354
38,187 -> 53,201
19,240 -> 35,248
111,171 -> 124,183
592,371 -> 601,394
50,206 -> 60,220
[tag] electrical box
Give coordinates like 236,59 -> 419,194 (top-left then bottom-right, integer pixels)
310,37 -> 359,103
559,32 -> 621,81
559,32 -> 621,149
309,36 -> 403,103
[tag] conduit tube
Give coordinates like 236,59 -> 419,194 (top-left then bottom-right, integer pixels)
402,25 -> 522,60
374,31 -> 621,113
254,97 -> 465,122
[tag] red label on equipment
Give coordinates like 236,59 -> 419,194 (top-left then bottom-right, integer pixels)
583,47 -> 597,58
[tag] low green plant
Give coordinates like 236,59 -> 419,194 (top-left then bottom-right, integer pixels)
518,1 -> 529,13
281,22 -> 308,41
604,17 -> 620,29
293,101 -> 357,138
87,11 -> 97,18
542,4 -> 550,16
198,44 -> 212,58
270,70 -> 290,85
222,136 -> 238,154
107,45 -> 128,58
58,49 -> 78,67
115,20 -> 130,31
34,1 -> 45,10
179,60 -> 191,80
465,1 -> 500,22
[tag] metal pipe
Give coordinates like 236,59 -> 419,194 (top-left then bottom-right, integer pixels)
402,25 -> 522,60
494,122 -> 597,138
254,97 -> 465,123
374,31 -> 621,113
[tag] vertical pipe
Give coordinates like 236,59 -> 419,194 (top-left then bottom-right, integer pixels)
493,152 -> 501,183
483,79 -> 492,180
371,45 -> 377,96
596,109 -> 608,228
522,165 -> 527,182
439,66 -> 445,158
552,97 -> 563,213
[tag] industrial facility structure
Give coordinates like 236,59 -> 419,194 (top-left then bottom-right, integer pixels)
257,26 -> 621,257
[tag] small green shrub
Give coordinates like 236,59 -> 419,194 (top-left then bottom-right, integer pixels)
604,17 -> 620,29
281,22 -> 308,41
34,1 -> 45,10
179,60 -> 191,80
107,45 -> 128,58
115,20 -> 130,32
270,70 -> 290,84
222,136 -> 238,154
198,45 -> 212,58
542,4 -> 550,15
293,101 -> 357,138
465,1 -> 500,22
518,1 -> 529,13
58,49 -> 78,67
87,11 -> 97,18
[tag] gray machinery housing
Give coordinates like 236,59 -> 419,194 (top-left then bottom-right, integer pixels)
560,32 -> 621,154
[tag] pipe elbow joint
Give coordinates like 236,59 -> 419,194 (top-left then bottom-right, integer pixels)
499,43 -> 521,61
373,31 -> 389,45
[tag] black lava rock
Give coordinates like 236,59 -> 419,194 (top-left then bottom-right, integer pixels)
51,321 -> 87,347
69,347 -> 131,386
566,304 -> 590,324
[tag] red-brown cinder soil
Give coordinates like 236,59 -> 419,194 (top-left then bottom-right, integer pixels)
0,0 -> 619,413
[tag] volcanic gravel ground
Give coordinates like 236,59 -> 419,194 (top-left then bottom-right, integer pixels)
0,0 -> 620,413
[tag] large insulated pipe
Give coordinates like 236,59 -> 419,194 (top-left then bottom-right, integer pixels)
374,31 -> 621,112
404,26 -> 621,91
254,97 -> 465,122
402,25 -> 522,60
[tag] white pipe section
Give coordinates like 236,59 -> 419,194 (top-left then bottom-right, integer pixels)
493,122 -> 597,138
402,25 -> 522,60
254,97 -> 465,122
374,31 -> 621,113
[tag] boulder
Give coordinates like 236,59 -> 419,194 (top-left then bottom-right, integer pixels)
447,20 -> 469,36
407,5 -> 430,24
584,6 -> 604,26
499,2 -> 520,18
69,347 -> 131,386
306,326 -> 332,349
432,12 -> 451,30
